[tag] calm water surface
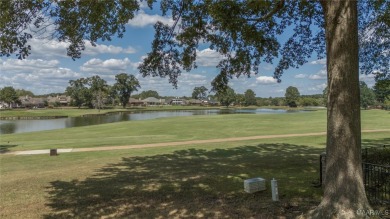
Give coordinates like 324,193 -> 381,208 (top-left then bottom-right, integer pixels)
0,109 -> 303,134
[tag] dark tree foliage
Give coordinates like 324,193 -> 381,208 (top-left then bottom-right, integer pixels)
66,78 -> 90,108
0,0 -> 51,59
135,90 -> 160,99
244,89 -> 257,106
88,75 -> 108,110
0,0 -> 142,60
114,73 -> 141,108
0,86 -> 19,108
216,86 -> 236,107
373,72 -> 390,104
15,89 -> 34,97
285,86 -> 300,107
359,81 -> 376,109
138,1 -> 388,91
192,86 -> 208,99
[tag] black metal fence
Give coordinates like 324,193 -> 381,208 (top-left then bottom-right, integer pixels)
320,146 -> 390,205
363,162 -> 390,205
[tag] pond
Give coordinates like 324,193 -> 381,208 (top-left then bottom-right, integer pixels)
0,108 -> 305,134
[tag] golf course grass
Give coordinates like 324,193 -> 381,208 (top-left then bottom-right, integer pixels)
0,109 -> 389,218
1,109 -> 388,152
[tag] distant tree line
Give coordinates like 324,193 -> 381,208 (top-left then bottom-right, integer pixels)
1,74 -> 389,110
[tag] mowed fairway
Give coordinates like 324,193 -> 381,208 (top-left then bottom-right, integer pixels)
0,109 -> 389,218
1,109 -> 389,152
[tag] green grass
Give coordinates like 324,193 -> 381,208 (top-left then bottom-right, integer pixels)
1,110 -> 388,152
0,110 -> 388,218
1,133 -> 388,218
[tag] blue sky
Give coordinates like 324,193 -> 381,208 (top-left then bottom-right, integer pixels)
0,3 -> 376,97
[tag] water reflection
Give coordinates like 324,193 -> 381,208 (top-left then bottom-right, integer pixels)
0,109 -> 302,134
0,122 -> 16,134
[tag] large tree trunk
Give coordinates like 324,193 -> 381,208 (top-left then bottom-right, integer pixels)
308,0 -> 371,218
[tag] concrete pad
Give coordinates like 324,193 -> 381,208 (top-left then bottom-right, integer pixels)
14,149 -> 73,155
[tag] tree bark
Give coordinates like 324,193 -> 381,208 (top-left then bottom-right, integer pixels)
307,1 -> 372,218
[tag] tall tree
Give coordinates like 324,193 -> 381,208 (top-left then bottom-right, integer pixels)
359,81 -> 376,109
136,90 -> 160,99
285,86 -> 300,107
106,85 -> 118,107
0,86 -> 19,108
88,75 -> 108,111
192,86 -> 208,100
373,72 -> 390,104
114,73 -> 141,108
15,89 -> 34,97
216,87 -> 236,107
235,93 -> 245,106
66,78 -> 88,109
1,0 -> 389,217
244,89 -> 257,106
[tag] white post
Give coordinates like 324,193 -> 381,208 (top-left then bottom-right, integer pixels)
271,178 -> 279,201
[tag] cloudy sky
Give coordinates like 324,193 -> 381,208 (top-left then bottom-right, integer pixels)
0,3 -> 376,97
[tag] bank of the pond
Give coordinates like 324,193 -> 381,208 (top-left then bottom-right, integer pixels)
0,106 -> 312,120
0,108 -> 310,134
0,106 -> 224,119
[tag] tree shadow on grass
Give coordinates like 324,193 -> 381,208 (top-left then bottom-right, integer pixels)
0,144 -> 18,154
362,138 -> 390,148
44,143 -> 324,218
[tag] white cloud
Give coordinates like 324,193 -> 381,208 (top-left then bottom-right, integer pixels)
84,43 -> 136,55
310,59 -> 326,65
80,58 -> 134,74
138,0 -> 150,9
1,59 -> 59,72
127,10 -> 174,27
256,76 -> 278,84
308,83 -> 327,91
294,74 -> 307,79
28,38 -> 136,59
196,48 -> 224,67
309,69 -> 327,80
359,74 -> 376,87
0,58 -> 81,94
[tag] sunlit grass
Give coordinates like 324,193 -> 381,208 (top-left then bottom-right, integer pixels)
1,132 -> 389,218
1,109 -> 388,152
0,109 -> 388,218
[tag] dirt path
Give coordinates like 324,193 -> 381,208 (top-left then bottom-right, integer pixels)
6,129 -> 389,155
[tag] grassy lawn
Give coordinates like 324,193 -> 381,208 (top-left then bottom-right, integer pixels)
1,132 -> 388,218
1,109 -> 388,152
0,110 -> 388,218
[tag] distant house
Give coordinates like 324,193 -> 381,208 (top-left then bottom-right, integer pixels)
129,98 -> 144,106
0,102 -> 9,109
188,99 -> 203,106
19,96 -> 46,108
169,98 -> 187,105
202,98 -> 219,106
47,95 -> 71,106
143,97 -> 165,106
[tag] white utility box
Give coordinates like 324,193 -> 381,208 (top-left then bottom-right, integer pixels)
244,177 -> 266,193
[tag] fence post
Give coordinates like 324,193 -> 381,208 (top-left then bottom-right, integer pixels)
50,149 -> 57,156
